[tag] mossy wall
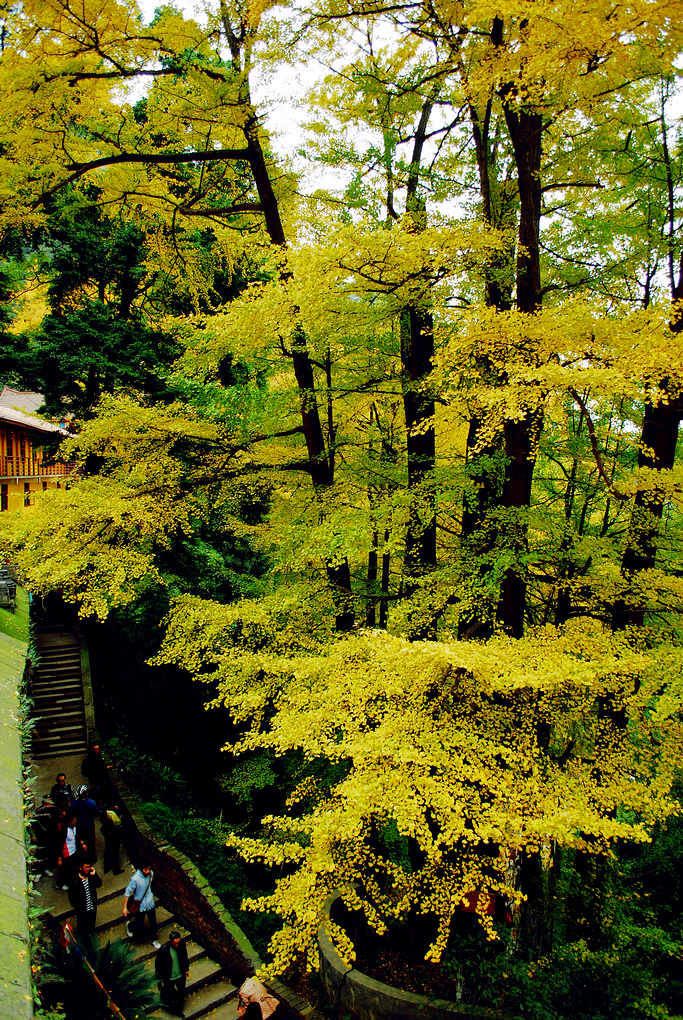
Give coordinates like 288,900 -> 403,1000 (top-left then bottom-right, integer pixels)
0,587 -> 32,1018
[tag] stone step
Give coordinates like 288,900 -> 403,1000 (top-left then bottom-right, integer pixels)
33,743 -> 89,759
132,931 -> 204,966
32,671 -> 81,683
35,645 -> 81,656
34,660 -> 82,669
177,978 -> 238,1020
33,669 -> 82,681
32,692 -> 83,707
31,678 -> 83,692
184,956 -> 224,993
33,697 -> 85,714
30,681 -> 82,697
144,955 -> 225,1000
34,648 -> 81,656
53,883 -> 130,922
34,649 -> 81,660
33,700 -> 85,718
34,732 -> 87,748
56,896 -> 175,936
32,742 -> 89,758
35,640 -> 79,648
35,722 -> 87,740
35,711 -> 85,730
33,665 -> 82,678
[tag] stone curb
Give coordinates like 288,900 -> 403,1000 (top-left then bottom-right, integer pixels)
77,627 -> 97,745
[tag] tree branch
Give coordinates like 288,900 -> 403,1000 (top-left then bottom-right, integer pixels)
568,389 -> 628,502
179,202 -> 263,217
33,147 -> 251,209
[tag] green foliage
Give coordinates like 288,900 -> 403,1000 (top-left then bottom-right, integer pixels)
218,751 -> 278,812
28,300 -> 175,416
437,819 -> 683,1020
140,798 -> 279,956
105,735 -> 192,808
37,932 -> 158,1020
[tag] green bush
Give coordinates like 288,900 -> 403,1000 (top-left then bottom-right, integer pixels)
37,931 -> 158,1020
105,736 -> 192,808
140,799 -> 279,956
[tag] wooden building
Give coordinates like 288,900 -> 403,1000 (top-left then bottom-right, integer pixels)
0,387 -> 71,512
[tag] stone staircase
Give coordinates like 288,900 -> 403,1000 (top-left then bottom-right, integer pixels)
30,619 -> 273,1020
52,879 -> 242,1019
31,625 -> 88,759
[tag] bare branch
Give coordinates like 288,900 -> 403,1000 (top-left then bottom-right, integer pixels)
568,389 -> 628,502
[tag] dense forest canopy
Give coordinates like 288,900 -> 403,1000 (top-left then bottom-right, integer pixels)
1,0 -> 682,996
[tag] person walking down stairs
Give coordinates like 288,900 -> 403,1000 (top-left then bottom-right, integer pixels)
68,860 -> 102,960
123,862 -> 161,949
155,930 -> 190,1017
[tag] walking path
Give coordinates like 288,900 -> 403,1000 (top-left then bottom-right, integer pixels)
30,615 -> 318,1020
28,613 -> 254,1018
0,613 -> 32,1020
33,751 -> 242,1019
31,625 -> 87,759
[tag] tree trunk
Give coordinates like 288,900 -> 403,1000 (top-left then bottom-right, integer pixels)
613,260 -> 683,629
612,389 -> 682,629
366,533 -> 378,627
379,531 -> 390,629
241,92 -> 355,627
497,105 -> 544,637
243,112 -> 333,490
400,305 -> 437,574
401,99 -> 438,579
458,88 -> 514,638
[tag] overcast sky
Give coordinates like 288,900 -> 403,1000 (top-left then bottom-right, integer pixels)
135,0 -> 321,174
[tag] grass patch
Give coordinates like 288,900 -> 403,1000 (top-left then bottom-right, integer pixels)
0,585 -> 29,644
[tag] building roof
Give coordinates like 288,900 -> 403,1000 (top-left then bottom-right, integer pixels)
0,387 -> 67,436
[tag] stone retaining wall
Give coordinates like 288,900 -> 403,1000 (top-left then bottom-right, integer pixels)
318,894 -> 521,1020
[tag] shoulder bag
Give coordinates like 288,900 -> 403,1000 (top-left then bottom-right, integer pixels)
127,872 -> 152,915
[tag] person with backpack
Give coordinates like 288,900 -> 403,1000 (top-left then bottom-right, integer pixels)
72,785 -> 98,859
55,810 -> 79,890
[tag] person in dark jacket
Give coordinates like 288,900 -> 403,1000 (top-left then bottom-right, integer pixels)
72,786 -> 98,859
68,860 -> 102,959
81,743 -> 112,799
155,931 -> 190,1017
49,772 -> 74,810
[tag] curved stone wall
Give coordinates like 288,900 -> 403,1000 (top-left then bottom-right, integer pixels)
318,894 -> 520,1020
